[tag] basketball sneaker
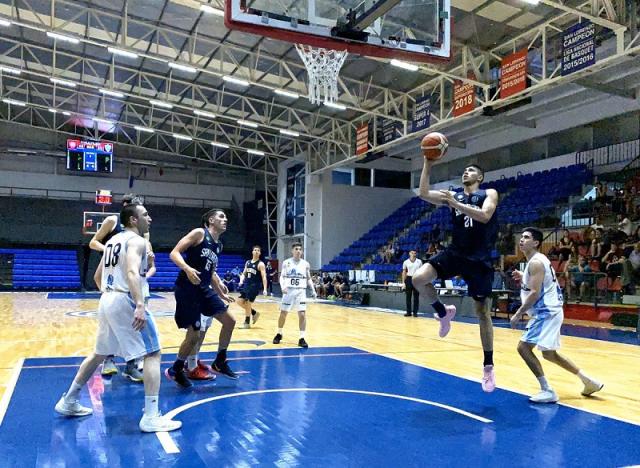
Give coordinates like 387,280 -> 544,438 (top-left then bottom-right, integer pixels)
55,394 -> 93,417
164,367 -> 193,388
139,413 -> 182,433
242,318 -> 251,329
101,357 -> 118,376
298,338 -> 309,348
252,311 -> 260,324
212,360 -> 239,380
434,305 -> 456,338
123,365 -> 144,383
481,365 -> 496,392
197,360 -> 213,373
529,389 -> 559,404
273,333 -> 282,344
187,365 -> 215,381
581,379 -> 604,396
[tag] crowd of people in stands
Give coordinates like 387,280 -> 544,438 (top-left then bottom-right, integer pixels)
313,272 -> 351,299
545,175 -> 640,301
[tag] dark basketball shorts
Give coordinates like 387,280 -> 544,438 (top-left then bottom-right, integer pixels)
174,282 -> 228,330
239,284 -> 261,302
427,249 -> 493,301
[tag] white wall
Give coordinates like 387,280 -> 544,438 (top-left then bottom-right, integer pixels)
316,176 -> 414,266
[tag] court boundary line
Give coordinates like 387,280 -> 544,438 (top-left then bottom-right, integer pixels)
0,358 -> 24,427
156,387 -> 494,454
12,346 -> 640,428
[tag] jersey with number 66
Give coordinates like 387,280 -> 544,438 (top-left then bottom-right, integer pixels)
281,258 -> 310,289
101,230 -> 148,295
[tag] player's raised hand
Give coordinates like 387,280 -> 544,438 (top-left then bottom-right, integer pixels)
184,266 -> 201,285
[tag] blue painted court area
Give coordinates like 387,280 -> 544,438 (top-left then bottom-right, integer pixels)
47,292 -> 163,300
1,347 -> 638,467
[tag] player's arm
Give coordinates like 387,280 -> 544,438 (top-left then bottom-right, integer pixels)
93,256 -> 104,290
170,228 -> 204,285
441,188 -> 498,224
510,260 -> 544,327
307,264 -> 317,298
126,237 -> 147,331
417,159 -> 454,206
89,215 -> 118,252
238,263 -> 248,286
145,241 -> 156,279
401,262 -> 408,289
258,261 -> 268,295
279,262 -> 288,294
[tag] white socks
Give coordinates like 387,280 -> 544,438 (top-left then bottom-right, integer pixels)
577,370 -> 591,384
187,355 -> 198,371
144,396 -> 159,417
537,376 -> 550,391
65,381 -> 83,401
277,328 -> 283,334
300,330 -> 306,338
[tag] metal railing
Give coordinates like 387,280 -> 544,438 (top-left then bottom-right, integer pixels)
0,185 -> 230,209
576,138 -> 640,168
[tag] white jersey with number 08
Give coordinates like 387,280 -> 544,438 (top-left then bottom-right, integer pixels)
281,258 -> 310,289
101,230 -> 149,297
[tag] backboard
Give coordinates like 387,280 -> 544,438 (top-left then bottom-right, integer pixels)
82,211 -> 118,236
225,0 -> 451,63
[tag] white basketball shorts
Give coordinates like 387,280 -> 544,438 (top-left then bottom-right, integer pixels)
280,288 -> 307,312
521,311 -> 563,351
95,292 -> 161,361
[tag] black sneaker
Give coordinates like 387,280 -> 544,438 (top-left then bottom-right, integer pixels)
164,367 -> 193,388
298,338 -> 309,348
273,333 -> 282,344
404,312 -> 412,317
212,360 -> 239,380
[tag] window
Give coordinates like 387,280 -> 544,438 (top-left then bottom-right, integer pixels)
332,169 -> 352,185
374,169 -> 410,189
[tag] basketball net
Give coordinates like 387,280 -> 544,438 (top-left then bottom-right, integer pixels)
295,44 -> 348,105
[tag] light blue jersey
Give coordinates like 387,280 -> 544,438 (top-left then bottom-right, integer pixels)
520,252 -> 563,317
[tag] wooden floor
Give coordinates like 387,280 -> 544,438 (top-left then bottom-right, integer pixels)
1,292 -> 639,425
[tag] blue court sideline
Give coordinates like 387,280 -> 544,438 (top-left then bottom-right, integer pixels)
0,347 -> 637,467
47,292 -> 163,300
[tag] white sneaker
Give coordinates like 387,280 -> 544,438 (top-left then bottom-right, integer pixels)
252,311 -> 260,324
582,379 -> 604,396
101,358 -> 118,376
139,413 -> 182,433
55,393 -> 93,417
242,321 -> 250,329
529,389 -> 559,404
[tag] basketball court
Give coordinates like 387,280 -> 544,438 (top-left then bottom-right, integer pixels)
0,294 -> 639,466
1,0 -> 640,465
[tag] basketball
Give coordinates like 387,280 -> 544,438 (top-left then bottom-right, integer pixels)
421,132 -> 449,160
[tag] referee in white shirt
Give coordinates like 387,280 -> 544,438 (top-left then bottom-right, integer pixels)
402,250 -> 423,317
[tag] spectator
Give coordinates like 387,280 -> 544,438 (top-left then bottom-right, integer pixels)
602,242 -> 625,285
557,229 -> 574,261
567,256 -> 592,302
590,228 -> 604,261
265,259 -> 275,295
617,213 -> 633,239
222,270 -> 235,292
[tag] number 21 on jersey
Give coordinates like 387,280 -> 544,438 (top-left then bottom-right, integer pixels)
464,216 -> 473,228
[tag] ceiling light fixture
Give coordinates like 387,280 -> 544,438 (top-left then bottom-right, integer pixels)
390,59 -> 419,71
200,5 -> 225,16
274,89 -> 300,99
107,47 -> 139,59
173,133 -> 193,141
50,77 -> 77,87
237,119 -> 259,128
194,109 -> 217,119
46,32 -> 80,44
280,129 -> 300,137
99,88 -> 124,98
168,62 -> 197,73
149,99 -> 173,109
223,76 -> 250,86
323,101 -> 347,111
247,149 -> 265,156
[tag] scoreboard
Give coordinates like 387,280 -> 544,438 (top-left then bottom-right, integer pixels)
66,139 -> 114,173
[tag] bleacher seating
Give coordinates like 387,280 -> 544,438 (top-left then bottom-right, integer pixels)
323,164 -> 593,283
0,248 -> 80,289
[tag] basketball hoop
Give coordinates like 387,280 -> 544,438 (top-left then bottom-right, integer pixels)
295,44 -> 348,105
